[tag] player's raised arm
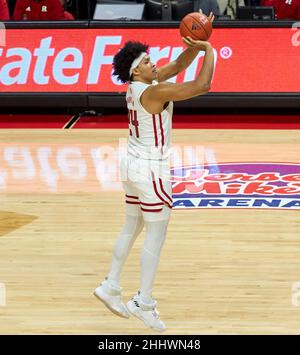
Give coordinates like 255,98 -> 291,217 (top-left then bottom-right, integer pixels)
143,39 -> 214,104
157,11 -> 215,82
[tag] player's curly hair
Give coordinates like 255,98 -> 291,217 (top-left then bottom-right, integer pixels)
112,41 -> 149,84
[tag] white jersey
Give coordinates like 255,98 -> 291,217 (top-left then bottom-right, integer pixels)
126,80 -> 173,160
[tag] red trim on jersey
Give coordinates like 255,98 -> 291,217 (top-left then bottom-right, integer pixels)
152,114 -> 158,147
125,194 -> 139,199
158,113 -> 164,146
151,172 -> 172,209
141,207 -> 163,213
159,178 -> 173,204
127,111 -> 132,136
134,110 -> 139,138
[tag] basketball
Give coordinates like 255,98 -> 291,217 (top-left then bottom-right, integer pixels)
180,12 -> 212,41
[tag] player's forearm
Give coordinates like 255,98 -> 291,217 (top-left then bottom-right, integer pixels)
195,46 -> 214,89
175,47 -> 200,73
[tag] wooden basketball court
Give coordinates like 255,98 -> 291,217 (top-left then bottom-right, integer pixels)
0,128 -> 299,334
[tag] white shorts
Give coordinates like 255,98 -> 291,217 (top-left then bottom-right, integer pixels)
120,155 -> 172,222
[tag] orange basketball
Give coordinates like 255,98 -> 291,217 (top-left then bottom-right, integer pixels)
180,12 -> 212,41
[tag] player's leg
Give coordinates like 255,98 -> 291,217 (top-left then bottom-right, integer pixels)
127,169 -> 172,331
126,206 -> 171,331
94,211 -> 143,318
140,168 -> 172,304
94,162 -> 144,318
106,208 -> 144,286
140,214 -> 169,303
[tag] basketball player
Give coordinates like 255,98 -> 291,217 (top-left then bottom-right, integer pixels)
94,13 -> 215,332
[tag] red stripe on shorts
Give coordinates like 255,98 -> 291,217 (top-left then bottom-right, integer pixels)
140,202 -> 164,207
125,194 -> 139,199
141,207 -> 163,213
126,201 -> 140,205
151,172 -> 172,209
159,178 -> 172,204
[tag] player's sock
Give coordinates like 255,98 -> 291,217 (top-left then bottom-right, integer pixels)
140,219 -> 169,303
106,214 -> 144,286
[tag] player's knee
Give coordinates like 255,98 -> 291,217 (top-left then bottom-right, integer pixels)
143,206 -> 171,223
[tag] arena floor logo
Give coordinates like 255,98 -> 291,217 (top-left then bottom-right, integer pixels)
171,163 -> 300,210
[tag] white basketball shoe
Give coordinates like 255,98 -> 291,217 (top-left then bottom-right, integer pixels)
126,293 -> 166,332
94,279 -> 130,318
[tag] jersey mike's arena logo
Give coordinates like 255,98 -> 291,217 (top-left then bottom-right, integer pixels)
171,163 -> 300,210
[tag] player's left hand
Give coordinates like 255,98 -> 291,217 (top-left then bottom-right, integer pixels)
182,36 -> 212,51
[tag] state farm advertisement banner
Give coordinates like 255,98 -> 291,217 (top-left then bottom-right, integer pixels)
0,28 -> 299,93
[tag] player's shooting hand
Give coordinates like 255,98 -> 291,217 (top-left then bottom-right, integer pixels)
182,36 -> 212,51
199,9 -> 215,23
207,11 -> 215,23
